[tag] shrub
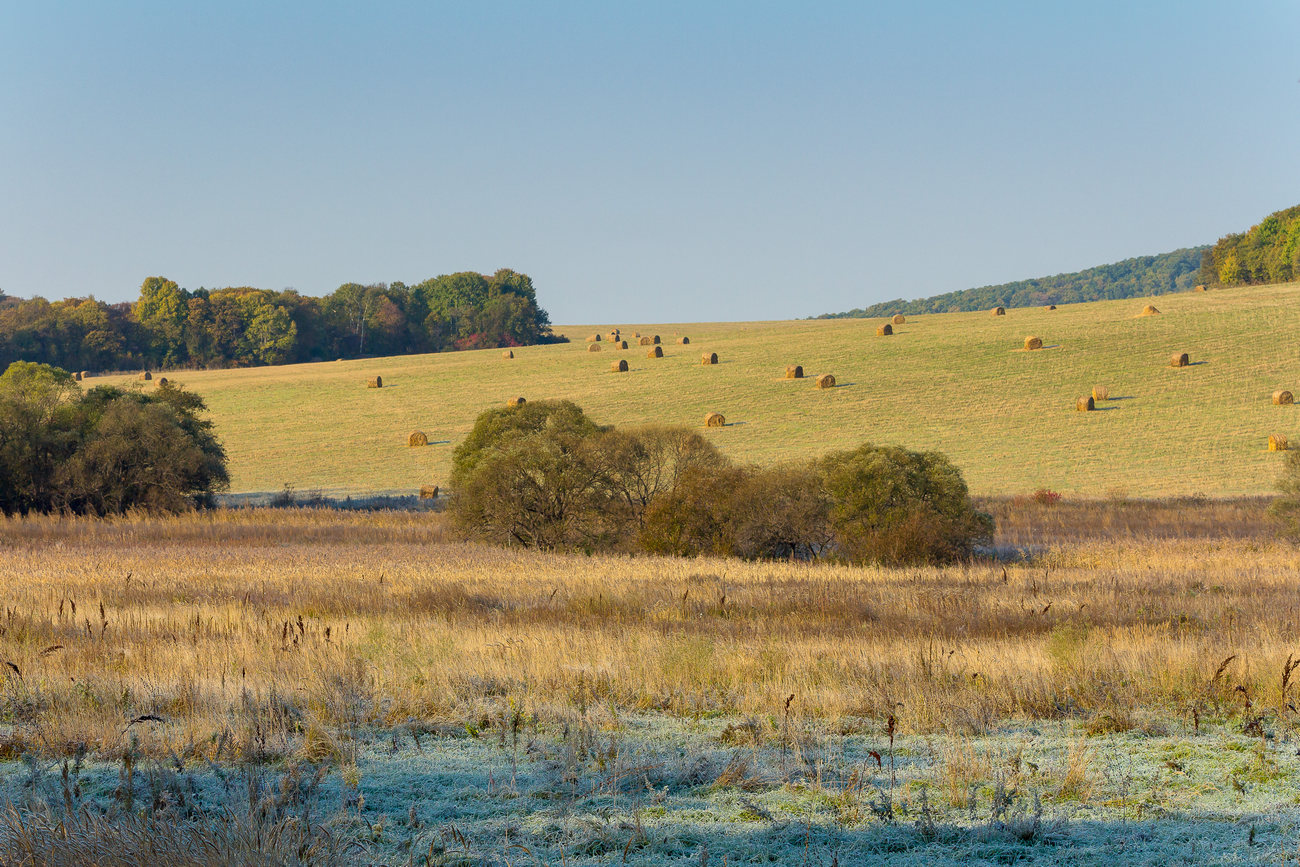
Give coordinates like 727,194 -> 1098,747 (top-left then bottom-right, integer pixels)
1271,450 -> 1300,539
640,462 -> 749,557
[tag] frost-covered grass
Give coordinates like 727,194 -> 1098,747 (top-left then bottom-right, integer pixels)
5,713 -> 1300,865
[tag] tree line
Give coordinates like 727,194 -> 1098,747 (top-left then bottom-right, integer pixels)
0,268 -> 557,373
821,247 -> 1206,319
448,400 -> 994,565
1200,203 -> 1300,288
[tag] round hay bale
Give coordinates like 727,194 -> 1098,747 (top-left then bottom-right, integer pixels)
1141,304 -> 1160,316
652,335 -> 661,345
408,430 -> 428,447
1044,305 -> 1057,310
678,336 -> 690,344
79,371 -> 89,380
1270,434 -> 1289,451
1076,396 -> 1095,412
507,396 -> 526,408
586,333 -> 601,342
633,332 -> 641,338
607,331 -> 620,342
638,336 -> 654,346
704,412 -> 725,428
502,349 -> 514,359
73,371 -> 82,381
877,323 -> 893,336
647,345 -> 663,358
1170,352 -> 1189,368
1195,284 -> 1207,292
157,377 -> 169,386
1092,385 -> 1110,402
785,364 -> 803,379
991,306 -> 1005,316
139,371 -> 152,381
892,314 -> 906,325
611,359 -> 629,372
587,343 -> 601,353
1274,390 -> 1295,405
419,484 -> 440,500
815,373 -> 836,389
367,376 -> 383,388
701,352 -> 718,365
1024,336 -> 1043,351
615,340 -> 628,349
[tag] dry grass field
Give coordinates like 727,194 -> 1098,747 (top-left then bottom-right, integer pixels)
3,504 -> 1300,863
86,282 -> 1300,499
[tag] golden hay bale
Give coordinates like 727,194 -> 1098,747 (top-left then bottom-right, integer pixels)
502,349 -> 514,359
678,336 -> 690,344
815,373 -> 836,389
1141,304 -> 1160,316
79,371 -> 89,380
1170,352 -> 1189,368
877,323 -> 893,336
73,371 -> 82,381
587,343 -> 601,352
367,376 -> 383,388
1274,390 -> 1295,405
157,377 -> 169,386
652,335 -> 661,345
1269,433 -> 1289,451
701,352 -> 718,365
704,412 -> 725,428
611,359 -> 629,372
607,331 -> 620,341
1194,284 -> 1207,292
507,396 -> 526,408
1024,336 -> 1043,351
139,371 -> 152,381
1092,385 -> 1110,401
1044,305 -> 1057,310
586,333 -> 601,342
647,345 -> 663,358
1076,396 -> 1095,412
615,340 -> 628,349
785,364 -> 803,379
419,484 -> 440,499
892,314 -> 906,325
638,336 -> 654,346
633,331 -> 641,338
408,430 -> 428,447
991,306 -> 1005,316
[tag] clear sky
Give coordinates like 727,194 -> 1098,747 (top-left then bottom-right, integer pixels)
2,2 -> 1297,323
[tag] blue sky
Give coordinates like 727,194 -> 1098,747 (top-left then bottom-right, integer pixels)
2,2 -> 1297,323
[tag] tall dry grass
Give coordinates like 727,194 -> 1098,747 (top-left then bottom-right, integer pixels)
0,503 -> 1297,759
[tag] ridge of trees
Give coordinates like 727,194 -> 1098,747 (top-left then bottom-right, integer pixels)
1199,203 -> 1300,288
0,268 -> 558,372
820,247 -> 1206,319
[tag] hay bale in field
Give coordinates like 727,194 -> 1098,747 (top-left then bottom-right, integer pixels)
611,359 -> 629,372
507,396 -> 526,408
419,485 -> 440,499
607,331 -> 620,341
1274,390 -> 1295,405
785,364 -> 803,379
408,430 -> 428,447
1076,396 -> 1095,412
1141,304 -> 1160,316
139,371 -> 152,381
1044,305 -> 1057,310
892,314 -> 906,325
1024,336 -> 1043,351
704,412 -> 725,428
586,333 -> 601,342
1270,434 -> 1289,451
816,373 -> 836,389
638,336 -> 654,346
1195,284 -> 1207,292
502,349 -> 514,359
647,345 -> 663,358
73,371 -> 82,381
367,376 -> 383,388
79,371 -> 89,380
157,377 -> 169,386
701,352 -> 718,365
678,336 -> 690,344
615,340 -> 628,349
652,335 -> 661,345
587,343 -> 601,353
1092,385 -> 1110,401
633,332 -> 641,338
991,306 -> 1005,316
877,323 -> 893,336
1170,352 -> 1189,368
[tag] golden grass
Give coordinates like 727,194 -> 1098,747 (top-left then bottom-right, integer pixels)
1,502 -> 1296,758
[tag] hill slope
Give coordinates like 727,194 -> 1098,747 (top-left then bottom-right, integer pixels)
89,282 -> 1300,498
822,247 -> 1206,318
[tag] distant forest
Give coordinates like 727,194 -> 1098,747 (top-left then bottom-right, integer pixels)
820,247 -> 1207,319
1200,203 -> 1300,288
0,269 -> 557,372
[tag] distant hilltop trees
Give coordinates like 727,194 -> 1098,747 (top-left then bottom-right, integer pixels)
0,268 -> 558,372
821,248 -> 1206,319
1200,203 -> 1300,288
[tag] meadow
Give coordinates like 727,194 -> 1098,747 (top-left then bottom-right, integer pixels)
4,502 -> 1300,863
88,281 -> 1300,499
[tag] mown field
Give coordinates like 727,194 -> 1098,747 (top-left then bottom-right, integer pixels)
88,282 -> 1300,498
2,502 -> 1300,864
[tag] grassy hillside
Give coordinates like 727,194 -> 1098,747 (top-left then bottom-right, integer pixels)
88,282 -> 1300,497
